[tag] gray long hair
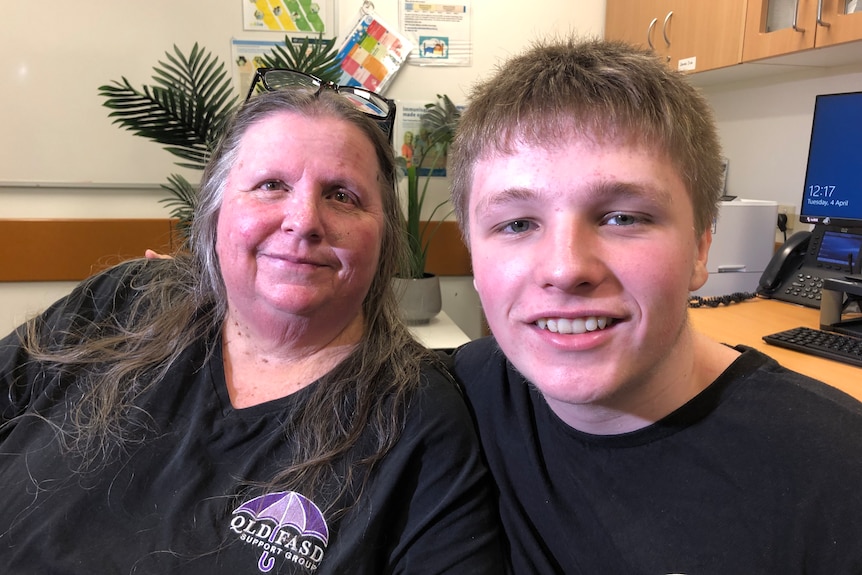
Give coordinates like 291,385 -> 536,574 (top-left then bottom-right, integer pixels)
21,89 -> 432,515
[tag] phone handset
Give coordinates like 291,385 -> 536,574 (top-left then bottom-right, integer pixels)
757,231 -> 812,294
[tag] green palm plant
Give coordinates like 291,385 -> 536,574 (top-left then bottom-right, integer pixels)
263,35 -> 342,80
399,94 -> 461,279
98,37 -> 341,240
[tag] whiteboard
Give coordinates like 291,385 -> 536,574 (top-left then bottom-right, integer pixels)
0,1 -> 301,186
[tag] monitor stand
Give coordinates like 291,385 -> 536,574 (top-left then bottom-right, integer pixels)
821,277 -> 862,336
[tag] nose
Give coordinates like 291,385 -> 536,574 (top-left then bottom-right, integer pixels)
536,217 -> 605,292
280,188 -> 324,240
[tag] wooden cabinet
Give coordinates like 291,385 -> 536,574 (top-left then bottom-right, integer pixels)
605,0 -> 747,74
605,0 -> 671,56
743,0 -> 862,61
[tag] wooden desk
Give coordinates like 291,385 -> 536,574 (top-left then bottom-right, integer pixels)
689,298 -> 859,399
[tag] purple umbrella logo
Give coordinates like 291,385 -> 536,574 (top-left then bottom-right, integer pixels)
233,491 -> 329,572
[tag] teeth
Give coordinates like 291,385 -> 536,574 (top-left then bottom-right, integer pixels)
535,316 -> 613,334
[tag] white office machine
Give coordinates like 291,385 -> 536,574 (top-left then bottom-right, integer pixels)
693,198 -> 778,297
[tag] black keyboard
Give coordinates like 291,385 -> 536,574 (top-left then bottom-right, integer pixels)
763,326 -> 862,368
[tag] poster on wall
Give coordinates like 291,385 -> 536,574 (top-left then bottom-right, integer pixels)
231,36 -> 336,97
231,39 -> 282,98
242,0 -> 336,36
332,3 -> 413,94
397,101 -> 464,177
400,0 -> 472,66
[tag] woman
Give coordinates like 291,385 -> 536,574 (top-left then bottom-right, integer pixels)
0,89 -> 503,573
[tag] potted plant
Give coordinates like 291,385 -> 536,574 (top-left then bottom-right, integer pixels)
393,94 -> 461,324
98,36 -> 342,241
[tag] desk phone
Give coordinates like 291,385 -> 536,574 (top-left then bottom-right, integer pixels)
758,226 -> 862,308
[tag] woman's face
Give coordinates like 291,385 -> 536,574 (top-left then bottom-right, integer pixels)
216,111 -> 385,335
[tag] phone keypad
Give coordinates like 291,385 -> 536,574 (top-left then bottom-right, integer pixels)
785,273 -> 824,303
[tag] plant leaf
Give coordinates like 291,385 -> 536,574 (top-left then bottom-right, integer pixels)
260,35 -> 342,83
159,173 -> 197,241
98,43 -> 237,172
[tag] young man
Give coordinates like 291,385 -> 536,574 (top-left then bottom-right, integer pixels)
448,37 -> 862,574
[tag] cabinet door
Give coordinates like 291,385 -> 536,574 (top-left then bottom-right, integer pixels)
743,0 -> 819,61
667,0 -> 746,73
814,0 -> 862,46
606,0 -> 674,60
606,0 -> 744,73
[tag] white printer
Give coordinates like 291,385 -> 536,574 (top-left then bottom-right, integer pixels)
692,198 -> 778,297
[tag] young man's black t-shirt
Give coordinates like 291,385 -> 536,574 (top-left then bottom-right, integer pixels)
453,336 -> 862,574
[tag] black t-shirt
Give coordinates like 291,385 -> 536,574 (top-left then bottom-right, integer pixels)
0,262 -> 505,574
453,336 -> 862,574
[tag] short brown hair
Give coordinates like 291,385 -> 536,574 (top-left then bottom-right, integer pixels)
450,37 -> 724,240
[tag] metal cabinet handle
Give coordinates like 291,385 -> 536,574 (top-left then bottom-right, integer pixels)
817,0 -> 831,27
662,11 -> 673,47
792,0 -> 806,32
647,17 -> 658,50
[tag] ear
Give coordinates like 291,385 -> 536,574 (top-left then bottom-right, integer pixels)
689,228 -> 711,291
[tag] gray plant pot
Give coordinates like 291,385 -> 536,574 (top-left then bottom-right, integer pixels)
392,274 -> 442,325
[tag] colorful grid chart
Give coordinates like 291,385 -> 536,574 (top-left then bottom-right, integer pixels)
335,14 -> 412,93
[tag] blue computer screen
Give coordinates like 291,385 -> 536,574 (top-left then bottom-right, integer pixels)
800,91 -> 862,226
816,230 -> 862,269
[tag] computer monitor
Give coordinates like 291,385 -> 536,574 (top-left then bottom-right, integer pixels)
800,90 -> 862,228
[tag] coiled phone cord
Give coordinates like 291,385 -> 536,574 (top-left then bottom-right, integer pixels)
688,292 -> 758,308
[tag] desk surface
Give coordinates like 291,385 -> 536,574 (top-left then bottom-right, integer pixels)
689,298 -> 859,399
407,311 -> 471,351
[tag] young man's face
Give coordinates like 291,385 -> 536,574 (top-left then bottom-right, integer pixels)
468,137 -> 711,432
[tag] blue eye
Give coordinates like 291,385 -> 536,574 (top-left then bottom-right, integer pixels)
605,213 -> 639,226
503,220 -> 534,233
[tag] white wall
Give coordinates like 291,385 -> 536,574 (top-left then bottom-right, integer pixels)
704,64 -> 862,220
8,2 -> 862,338
0,0 -> 606,338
